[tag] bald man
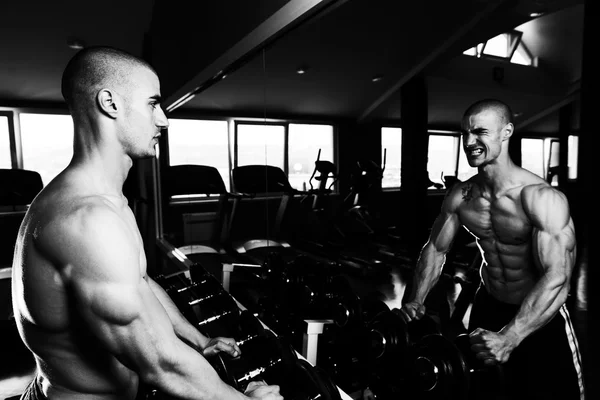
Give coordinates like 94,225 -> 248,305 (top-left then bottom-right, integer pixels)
11,46 -> 283,400
400,99 -> 584,399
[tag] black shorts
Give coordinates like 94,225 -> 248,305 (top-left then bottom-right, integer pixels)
20,377 -> 47,400
468,285 -> 585,400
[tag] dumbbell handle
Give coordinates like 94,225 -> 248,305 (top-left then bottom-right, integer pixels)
236,333 -> 262,347
198,309 -> 236,327
236,357 -> 281,386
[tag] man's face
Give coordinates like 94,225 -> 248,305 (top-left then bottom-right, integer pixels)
461,109 -> 506,168
119,67 -> 169,159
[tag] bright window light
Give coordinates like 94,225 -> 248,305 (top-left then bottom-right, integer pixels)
237,124 -> 285,169
288,123 -> 334,191
483,33 -> 510,58
1,115 -> 11,168
521,138 -> 545,178
511,42 -> 534,66
428,135 -> 460,188
381,127 -> 402,188
167,119 -> 230,190
568,135 -> 578,180
20,113 -> 73,185
457,137 -> 478,182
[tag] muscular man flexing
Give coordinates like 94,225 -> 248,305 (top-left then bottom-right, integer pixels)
11,46 -> 282,400
401,99 -> 584,400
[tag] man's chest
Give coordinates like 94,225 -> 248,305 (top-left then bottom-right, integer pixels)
459,194 -> 532,244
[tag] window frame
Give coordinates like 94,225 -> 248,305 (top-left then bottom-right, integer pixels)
0,110 -> 18,169
381,125 -> 403,191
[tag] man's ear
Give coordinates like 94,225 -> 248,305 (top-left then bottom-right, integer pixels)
97,89 -> 119,119
503,122 -> 514,141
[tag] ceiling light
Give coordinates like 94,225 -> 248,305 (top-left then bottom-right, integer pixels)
372,74 -> 383,82
529,12 -> 545,17
296,66 -> 309,75
67,38 -> 85,50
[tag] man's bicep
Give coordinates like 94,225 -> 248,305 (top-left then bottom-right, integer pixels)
527,187 -> 576,273
50,207 -> 176,368
72,276 -> 176,370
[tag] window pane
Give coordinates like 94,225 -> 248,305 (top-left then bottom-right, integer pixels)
167,119 -> 230,190
568,135 -> 578,180
457,137 -> 477,182
288,123 -> 334,191
1,115 -> 11,168
20,113 -> 73,185
428,135 -> 459,188
237,124 -> 285,169
381,127 -> 402,188
483,33 -> 509,58
521,138 -> 544,178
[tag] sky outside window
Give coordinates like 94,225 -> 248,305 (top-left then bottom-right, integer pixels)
20,113 -> 73,185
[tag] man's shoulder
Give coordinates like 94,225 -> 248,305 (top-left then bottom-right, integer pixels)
443,177 -> 479,209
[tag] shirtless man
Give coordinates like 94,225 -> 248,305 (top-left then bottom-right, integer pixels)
11,46 -> 283,400
400,99 -> 584,400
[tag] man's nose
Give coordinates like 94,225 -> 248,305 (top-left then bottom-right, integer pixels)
464,132 -> 476,146
157,107 -> 169,129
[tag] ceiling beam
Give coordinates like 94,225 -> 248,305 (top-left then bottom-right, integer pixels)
164,0 -> 344,112
357,0 -> 510,123
515,81 -> 580,130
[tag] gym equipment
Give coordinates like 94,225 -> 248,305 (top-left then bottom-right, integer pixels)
288,358 -> 343,400
368,308 -> 441,363
209,329 -> 298,392
157,271 -> 241,338
408,333 -> 506,400
234,310 -> 267,346
332,292 -> 389,330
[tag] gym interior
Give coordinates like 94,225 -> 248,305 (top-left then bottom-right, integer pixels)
1,1 -> 597,399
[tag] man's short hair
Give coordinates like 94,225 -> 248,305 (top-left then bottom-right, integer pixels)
463,98 -> 514,125
61,46 -> 155,110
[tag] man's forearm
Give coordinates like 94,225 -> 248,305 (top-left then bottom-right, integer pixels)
501,273 -> 570,345
148,277 -> 208,350
411,245 -> 446,304
145,337 -> 246,400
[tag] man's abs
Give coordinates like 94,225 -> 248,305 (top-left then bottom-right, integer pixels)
478,248 -> 537,305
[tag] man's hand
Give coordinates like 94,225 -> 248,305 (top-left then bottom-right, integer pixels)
201,337 -> 241,358
469,327 -> 519,365
400,301 -> 426,322
244,380 -> 283,400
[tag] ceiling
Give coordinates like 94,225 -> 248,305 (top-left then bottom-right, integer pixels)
0,0 -> 586,134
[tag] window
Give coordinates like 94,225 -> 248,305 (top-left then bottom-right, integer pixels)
1,114 -> 11,168
521,137 -> 563,182
463,30 -> 534,66
236,123 -> 285,169
288,123 -> 334,191
428,134 -> 460,188
521,138 -> 545,178
167,119 -> 230,190
457,137 -> 478,182
381,127 -> 402,188
19,113 -> 73,185
568,135 -> 578,180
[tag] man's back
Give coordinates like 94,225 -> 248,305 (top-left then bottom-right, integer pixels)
12,167 -> 142,399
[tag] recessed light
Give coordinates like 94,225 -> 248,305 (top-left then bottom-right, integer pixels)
372,74 -> 383,82
67,38 -> 85,50
296,66 -> 309,75
529,12 -> 544,17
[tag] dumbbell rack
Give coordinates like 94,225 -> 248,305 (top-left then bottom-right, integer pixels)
152,263 -> 352,400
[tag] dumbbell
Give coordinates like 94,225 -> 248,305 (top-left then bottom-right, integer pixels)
332,293 -> 389,330
209,329 -> 298,392
234,310 -> 268,347
367,308 -> 440,362
408,333 -> 505,400
288,359 -> 342,400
